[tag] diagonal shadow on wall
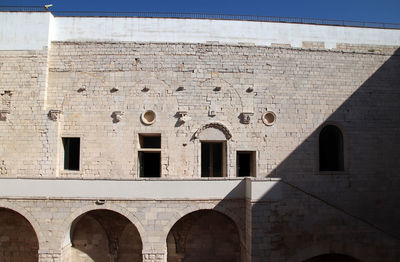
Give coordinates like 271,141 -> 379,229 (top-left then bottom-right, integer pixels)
248,47 -> 400,262
210,47 -> 400,262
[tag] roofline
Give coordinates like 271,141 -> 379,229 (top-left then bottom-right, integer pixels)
1,6 -> 400,30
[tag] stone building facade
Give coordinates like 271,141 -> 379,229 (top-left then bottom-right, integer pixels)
0,11 -> 399,262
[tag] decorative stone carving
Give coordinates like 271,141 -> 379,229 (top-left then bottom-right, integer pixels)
208,109 -> 216,117
177,111 -> 190,123
48,110 -> 62,121
194,122 -> 232,140
262,111 -> 276,126
240,112 -> 254,124
95,199 -> 106,205
246,87 -> 254,93
77,86 -> 86,93
110,87 -> 119,93
141,110 -> 156,125
111,111 -> 124,123
0,110 -> 9,121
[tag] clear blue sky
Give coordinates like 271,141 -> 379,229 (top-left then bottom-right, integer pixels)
1,0 -> 400,24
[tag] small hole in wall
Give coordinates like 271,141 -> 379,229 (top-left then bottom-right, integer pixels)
141,110 -> 156,125
262,112 -> 276,126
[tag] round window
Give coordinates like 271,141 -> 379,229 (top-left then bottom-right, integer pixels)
141,110 -> 156,125
262,111 -> 276,126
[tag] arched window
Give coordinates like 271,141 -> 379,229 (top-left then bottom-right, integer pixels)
319,125 -> 344,171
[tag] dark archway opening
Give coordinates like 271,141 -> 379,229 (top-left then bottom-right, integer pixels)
70,209 -> 142,262
319,125 -> 344,171
0,208 -> 39,262
166,210 -> 241,262
303,253 -> 361,262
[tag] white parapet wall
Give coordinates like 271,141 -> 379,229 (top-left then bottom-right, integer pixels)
0,11 -> 399,51
0,178 -> 247,200
0,178 -> 285,201
0,12 -> 54,50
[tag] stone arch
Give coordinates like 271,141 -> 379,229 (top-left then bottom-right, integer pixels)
0,200 -> 44,248
60,203 -> 146,250
288,244 -> 363,262
163,203 -> 245,250
193,122 -> 232,140
303,253 -> 361,262
166,208 -> 242,262
0,206 -> 40,262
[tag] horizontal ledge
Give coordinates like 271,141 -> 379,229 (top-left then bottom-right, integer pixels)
0,178 -> 282,201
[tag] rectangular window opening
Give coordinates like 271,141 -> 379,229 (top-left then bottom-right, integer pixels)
201,142 -> 225,177
62,137 -> 80,171
139,152 -> 161,177
138,134 -> 161,177
139,134 -> 161,149
237,151 -> 256,177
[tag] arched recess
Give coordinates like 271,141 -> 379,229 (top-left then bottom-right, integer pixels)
164,204 -> 244,243
303,253 -> 361,262
0,207 -> 39,262
0,201 -> 44,246
64,209 -> 143,262
166,209 -> 242,262
60,205 -> 145,262
288,244 -> 364,262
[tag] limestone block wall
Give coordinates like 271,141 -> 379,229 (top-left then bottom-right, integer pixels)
1,12 -> 400,262
43,41 -> 400,182
0,49 -> 57,177
250,182 -> 400,262
0,185 -> 399,262
0,198 -> 245,262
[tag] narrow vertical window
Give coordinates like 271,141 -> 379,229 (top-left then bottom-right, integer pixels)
138,134 -> 161,177
319,125 -> 344,171
62,137 -> 80,171
237,151 -> 256,177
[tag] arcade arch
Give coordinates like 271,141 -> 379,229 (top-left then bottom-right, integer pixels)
166,209 -> 241,262
0,207 -> 39,262
64,209 -> 143,262
303,253 -> 361,262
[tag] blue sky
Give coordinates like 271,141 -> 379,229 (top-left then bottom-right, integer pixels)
1,0 -> 400,24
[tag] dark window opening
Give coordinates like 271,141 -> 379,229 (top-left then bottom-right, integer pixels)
201,142 -> 223,177
139,152 -> 161,177
139,134 -> 161,148
319,125 -> 344,171
139,134 -> 161,177
63,137 -> 80,171
237,151 -> 256,177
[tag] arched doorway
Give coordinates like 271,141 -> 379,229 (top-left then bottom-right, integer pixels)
0,207 -> 39,262
303,253 -> 361,262
166,210 -> 241,262
68,209 -> 142,262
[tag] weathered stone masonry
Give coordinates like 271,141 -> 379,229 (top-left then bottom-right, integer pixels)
0,11 -> 400,262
